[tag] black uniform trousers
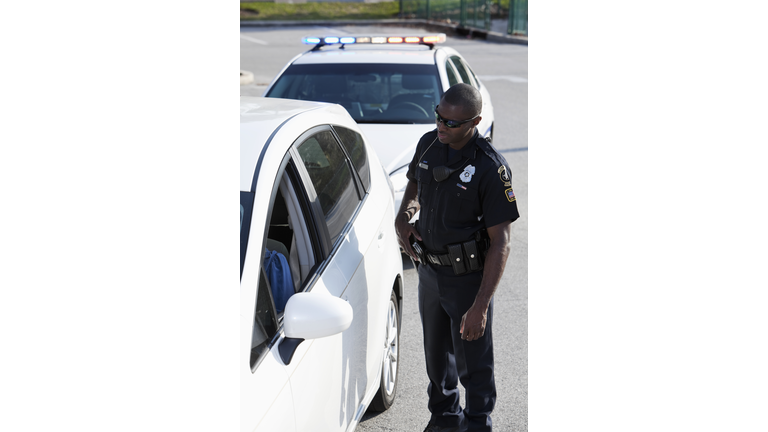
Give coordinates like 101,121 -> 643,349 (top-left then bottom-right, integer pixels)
418,261 -> 496,432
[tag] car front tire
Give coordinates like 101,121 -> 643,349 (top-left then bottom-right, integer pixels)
369,290 -> 400,411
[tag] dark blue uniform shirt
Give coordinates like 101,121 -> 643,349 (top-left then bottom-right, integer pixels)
406,129 -> 520,254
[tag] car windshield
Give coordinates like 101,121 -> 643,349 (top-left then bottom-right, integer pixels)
265,63 -> 441,124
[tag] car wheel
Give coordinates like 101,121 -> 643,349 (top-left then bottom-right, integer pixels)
369,290 -> 400,411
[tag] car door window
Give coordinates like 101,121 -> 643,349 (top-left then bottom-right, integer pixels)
464,61 -> 482,89
449,56 -> 474,88
248,158 -> 321,372
251,266 -> 279,369
241,192 -> 254,278
297,130 -> 361,247
333,126 -> 370,193
445,59 -> 459,87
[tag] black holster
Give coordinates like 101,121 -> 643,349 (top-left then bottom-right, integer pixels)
411,239 -> 426,265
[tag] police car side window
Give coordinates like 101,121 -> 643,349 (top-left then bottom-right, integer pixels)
297,130 -> 361,247
333,126 -> 371,193
465,62 -> 482,89
449,56 -> 473,87
445,59 -> 459,87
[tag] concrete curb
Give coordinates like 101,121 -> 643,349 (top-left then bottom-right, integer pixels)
240,70 -> 254,85
240,19 -> 527,46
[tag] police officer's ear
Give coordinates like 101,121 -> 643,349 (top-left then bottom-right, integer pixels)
472,115 -> 482,127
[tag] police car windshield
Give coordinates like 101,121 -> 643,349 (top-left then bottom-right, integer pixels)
265,63 -> 441,124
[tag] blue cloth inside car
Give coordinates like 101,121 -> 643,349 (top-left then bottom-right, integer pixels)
263,248 -> 293,313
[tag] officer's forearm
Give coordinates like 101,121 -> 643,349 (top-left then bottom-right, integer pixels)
475,222 -> 512,309
396,180 -> 420,224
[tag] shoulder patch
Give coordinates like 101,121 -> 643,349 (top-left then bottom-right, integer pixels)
498,165 -> 511,184
505,188 -> 516,202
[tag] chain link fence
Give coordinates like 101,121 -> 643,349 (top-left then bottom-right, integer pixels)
399,0 -> 527,36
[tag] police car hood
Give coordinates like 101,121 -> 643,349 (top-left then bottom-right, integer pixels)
357,124 -> 436,175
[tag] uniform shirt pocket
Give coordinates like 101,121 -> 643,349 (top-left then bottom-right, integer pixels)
448,183 -> 480,222
415,168 -> 432,205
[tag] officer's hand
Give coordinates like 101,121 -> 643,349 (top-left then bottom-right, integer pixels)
395,213 -> 421,261
460,303 -> 488,341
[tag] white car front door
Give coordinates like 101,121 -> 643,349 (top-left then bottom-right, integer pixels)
240,235 -> 297,432
287,127 -> 372,431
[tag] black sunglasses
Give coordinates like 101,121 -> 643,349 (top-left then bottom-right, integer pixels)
434,105 -> 479,128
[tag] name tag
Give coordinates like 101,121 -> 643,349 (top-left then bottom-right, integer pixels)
419,162 -> 428,170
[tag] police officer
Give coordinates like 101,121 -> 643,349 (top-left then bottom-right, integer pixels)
395,83 -> 520,432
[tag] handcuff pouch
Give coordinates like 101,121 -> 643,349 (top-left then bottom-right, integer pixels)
462,240 -> 483,272
448,244 -> 467,275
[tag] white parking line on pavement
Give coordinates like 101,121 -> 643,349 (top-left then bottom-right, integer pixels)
313,26 -> 352,34
478,75 -> 528,83
240,35 -> 268,45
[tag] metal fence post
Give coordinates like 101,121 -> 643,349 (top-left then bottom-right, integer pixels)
460,0 -> 467,27
521,0 -> 528,35
484,0 -> 491,30
507,0 -> 528,35
426,0 -> 430,20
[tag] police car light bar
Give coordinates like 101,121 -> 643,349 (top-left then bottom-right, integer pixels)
303,33 -> 446,49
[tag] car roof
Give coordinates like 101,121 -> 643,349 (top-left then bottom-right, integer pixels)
291,45 -> 439,66
240,97 -> 358,192
240,97 -> 327,191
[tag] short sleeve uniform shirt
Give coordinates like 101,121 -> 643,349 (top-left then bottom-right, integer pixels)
406,129 -> 520,254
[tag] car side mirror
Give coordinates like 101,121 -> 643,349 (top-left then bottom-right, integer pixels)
278,291 -> 353,365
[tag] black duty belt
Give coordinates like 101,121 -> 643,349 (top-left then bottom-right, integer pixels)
419,238 -> 490,276
425,251 -> 453,266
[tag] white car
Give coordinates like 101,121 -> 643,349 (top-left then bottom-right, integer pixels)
263,33 -> 495,212
240,97 -> 404,432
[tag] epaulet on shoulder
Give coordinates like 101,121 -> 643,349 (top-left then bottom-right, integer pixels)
475,135 -> 502,163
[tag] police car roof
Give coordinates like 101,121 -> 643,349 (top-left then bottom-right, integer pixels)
292,45 -> 438,66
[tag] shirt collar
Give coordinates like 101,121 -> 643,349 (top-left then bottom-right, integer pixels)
443,129 -> 479,165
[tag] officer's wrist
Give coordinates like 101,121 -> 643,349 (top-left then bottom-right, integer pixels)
398,212 -> 412,224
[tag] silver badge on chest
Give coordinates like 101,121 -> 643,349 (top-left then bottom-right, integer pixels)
460,165 -> 476,183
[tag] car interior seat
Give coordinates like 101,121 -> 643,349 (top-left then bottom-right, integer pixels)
317,75 -> 352,106
268,189 -> 300,292
386,75 -> 436,118
278,176 -> 307,292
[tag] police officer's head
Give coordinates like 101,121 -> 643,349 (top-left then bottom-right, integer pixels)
435,83 -> 483,149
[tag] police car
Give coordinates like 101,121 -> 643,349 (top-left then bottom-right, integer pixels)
263,33 -> 495,212
241,97 -> 404,431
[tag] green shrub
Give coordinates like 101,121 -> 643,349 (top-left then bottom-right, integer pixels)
240,2 -> 401,20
